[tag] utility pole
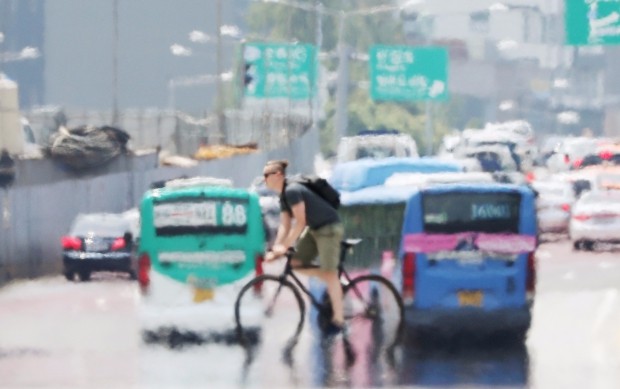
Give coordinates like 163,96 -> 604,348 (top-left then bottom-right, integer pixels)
334,11 -> 349,145
424,100 -> 433,155
215,0 -> 225,143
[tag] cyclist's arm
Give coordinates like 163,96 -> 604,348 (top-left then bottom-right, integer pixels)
274,211 -> 292,247
266,211 -> 293,260
281,201 -> 306,249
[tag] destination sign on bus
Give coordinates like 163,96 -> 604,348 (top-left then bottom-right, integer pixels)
154,199 -> 248,235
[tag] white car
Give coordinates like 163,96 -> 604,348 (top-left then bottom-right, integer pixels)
569,190 -> 620,250
546,137 -> 600,173
531,180 -> 576,235
457,127 -> 533,172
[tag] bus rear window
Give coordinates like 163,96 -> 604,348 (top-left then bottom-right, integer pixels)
153,198 -> 249,236
422,192 -> 521,234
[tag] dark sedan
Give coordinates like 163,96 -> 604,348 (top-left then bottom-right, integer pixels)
62,213 -> 136,281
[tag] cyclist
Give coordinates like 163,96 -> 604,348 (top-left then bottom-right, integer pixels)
262,159 -> 345,336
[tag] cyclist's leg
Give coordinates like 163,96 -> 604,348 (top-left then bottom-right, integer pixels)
312,223 -> 345,325
342,274 -> 404,348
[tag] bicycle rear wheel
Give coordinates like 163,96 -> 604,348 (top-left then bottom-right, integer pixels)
234,274 -> 306,347
343,274 -> 404,351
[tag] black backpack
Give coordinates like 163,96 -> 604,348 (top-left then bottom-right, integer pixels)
286,174 -> 341,209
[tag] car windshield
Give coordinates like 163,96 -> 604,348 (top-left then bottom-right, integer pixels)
580,153 -> 620,167
70,214 -> 130,236
356,145 -> 397,159
422,192 -> 521,234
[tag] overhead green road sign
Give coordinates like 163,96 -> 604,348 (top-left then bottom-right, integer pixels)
243,42 -> 316,99
566,0 -> 620,46
370,45 -> 448,102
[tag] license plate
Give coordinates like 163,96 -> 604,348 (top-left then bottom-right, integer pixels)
85,240 -> 108,252
189,277 -> 216,303
458,290 -> 483,307
193,287 -> 215,303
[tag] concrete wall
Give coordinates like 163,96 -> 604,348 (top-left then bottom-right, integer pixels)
0,126 -> 318,285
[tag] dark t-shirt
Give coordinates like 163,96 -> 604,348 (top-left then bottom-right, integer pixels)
280,182 -> 340,230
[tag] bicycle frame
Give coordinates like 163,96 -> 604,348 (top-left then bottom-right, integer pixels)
275,241 -> 360,312
234,238 -> 404,360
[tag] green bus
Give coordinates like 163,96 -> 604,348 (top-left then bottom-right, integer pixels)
137,177 -> 266,334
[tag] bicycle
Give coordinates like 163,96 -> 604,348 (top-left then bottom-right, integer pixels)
234,238 -> 404,359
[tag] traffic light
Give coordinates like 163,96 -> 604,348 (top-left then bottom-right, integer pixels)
243,62 -> 254,89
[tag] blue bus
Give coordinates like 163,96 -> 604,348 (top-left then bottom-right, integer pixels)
397,182 -> 538,340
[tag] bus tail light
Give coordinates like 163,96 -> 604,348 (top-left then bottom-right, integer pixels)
402,252 -> 416,306
526,252 -> 536,300
138,253 -> 151,291
253,254 -> 264,294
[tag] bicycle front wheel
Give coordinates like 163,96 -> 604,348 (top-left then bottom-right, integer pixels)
234,274 -> 306,347
343,274 -> 404,351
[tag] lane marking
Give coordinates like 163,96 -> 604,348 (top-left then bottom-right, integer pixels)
96,297 -> 108,311
590,289 -> 619,366
591,289 -> 618,336
562,272 -> 575,280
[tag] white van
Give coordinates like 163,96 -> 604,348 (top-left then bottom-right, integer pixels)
336,130 -> 419,163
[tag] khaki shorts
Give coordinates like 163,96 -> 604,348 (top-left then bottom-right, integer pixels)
295,222 -> 344,271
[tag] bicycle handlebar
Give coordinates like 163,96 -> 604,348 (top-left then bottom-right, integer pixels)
285,247 -> 296,258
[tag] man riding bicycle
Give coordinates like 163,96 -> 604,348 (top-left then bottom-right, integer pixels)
262,159 -> 345,336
